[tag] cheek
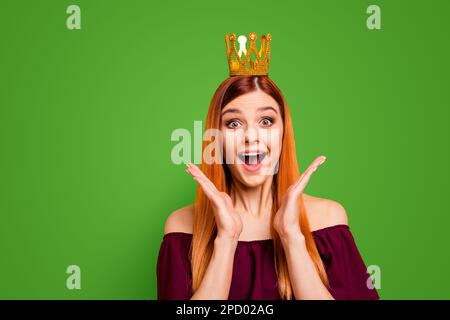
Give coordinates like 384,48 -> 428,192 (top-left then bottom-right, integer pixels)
221,129 -> 242,161
263,126 -> 283,151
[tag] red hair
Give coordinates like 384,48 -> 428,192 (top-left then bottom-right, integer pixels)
190,76 -> 329,299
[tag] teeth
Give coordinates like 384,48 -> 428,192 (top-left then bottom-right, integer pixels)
238,152 -> 267,165
239,152 -> 265,156
249,155 -> 258,165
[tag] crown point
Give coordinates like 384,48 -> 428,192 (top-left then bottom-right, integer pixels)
229,33 -> 236,41
249,32 -> 257,41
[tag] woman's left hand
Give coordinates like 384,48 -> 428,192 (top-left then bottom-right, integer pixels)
273,155 -> 327,241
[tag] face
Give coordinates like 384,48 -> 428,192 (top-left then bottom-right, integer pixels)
220,90 -> 284,187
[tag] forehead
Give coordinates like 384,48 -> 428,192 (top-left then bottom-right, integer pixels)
222,90 -> 280,115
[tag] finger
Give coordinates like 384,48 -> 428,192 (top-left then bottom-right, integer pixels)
305,155 -> 326,174
186,167 -> 217,200
185,163 -> 219,199
296,155 -> 326,183
291,156 -> 326,195
186,162 -> 219,193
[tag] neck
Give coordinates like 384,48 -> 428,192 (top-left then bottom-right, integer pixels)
230,177 -> 274,218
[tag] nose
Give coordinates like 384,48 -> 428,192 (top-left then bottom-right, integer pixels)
244,126 -> 259,145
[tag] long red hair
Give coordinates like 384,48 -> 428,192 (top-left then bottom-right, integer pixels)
190,75 -> 329,299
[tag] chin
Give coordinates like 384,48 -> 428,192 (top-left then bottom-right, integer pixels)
231,168 -> 273,188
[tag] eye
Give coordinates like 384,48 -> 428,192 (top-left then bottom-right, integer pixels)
260,117 -> 274,127
226,119 -> 242,129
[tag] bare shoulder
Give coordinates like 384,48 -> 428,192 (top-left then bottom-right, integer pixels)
164,204 -> 194,235
302,193 -> 348,232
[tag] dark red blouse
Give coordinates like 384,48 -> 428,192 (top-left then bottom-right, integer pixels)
156,224 -> 379,300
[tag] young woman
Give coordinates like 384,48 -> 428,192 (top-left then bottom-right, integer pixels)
157,33 -> 379,300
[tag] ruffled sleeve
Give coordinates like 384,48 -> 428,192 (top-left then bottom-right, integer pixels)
312,224 -> 380,300
156,232 -> 193,300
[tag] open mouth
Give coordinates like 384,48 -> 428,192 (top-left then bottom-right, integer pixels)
238,152 -> 267,166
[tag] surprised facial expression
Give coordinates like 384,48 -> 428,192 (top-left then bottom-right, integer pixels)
220,90 -> 284,187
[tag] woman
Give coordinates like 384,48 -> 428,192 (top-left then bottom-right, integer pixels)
157,33 -> 379,300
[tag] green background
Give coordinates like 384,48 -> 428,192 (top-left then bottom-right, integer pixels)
1,0 -> 449,299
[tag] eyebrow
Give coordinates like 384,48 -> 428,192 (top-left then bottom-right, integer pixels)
221,106 -> 278,116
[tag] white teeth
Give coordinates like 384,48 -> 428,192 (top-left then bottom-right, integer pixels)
238,152 -> 267,165
240,152 -> 264,156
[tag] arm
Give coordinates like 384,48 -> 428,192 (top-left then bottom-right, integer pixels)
185,162 -> 243,300
281,233 -> 334,300
273,155 -> 334,300
190,237 -> 237,300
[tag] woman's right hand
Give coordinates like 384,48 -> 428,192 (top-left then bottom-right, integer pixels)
185,162 -> 243,243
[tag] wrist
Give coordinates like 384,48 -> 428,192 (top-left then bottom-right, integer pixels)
279,230 -> 306,248
214,235 -> 239,251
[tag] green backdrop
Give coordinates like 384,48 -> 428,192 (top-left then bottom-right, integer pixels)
1,0 -> 449,299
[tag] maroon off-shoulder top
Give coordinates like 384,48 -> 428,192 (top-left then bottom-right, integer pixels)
156,224 -> 379,300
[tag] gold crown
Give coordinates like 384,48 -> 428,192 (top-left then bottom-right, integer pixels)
225,32 -> 272,77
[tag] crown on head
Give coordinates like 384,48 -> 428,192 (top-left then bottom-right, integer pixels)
225,32 -> 272,77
